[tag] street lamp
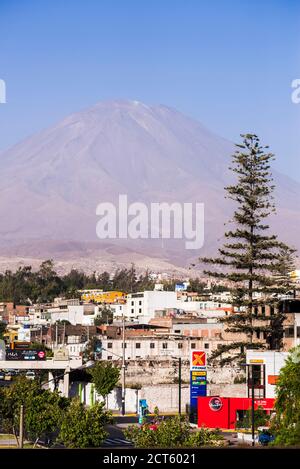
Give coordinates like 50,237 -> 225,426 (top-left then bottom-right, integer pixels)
121,314 -> 126,416
172,356 -> 182,416
98,343 -> 127,416
241,362 -> 255,447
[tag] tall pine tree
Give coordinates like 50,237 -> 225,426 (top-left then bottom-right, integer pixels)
201,134 -> 297,364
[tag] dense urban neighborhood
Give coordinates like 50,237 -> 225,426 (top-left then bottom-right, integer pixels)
0,256 -> 299,448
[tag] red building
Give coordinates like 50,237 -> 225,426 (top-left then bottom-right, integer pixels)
197,396 -> 275,429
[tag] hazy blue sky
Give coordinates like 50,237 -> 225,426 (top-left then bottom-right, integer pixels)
0,0 -> 299,180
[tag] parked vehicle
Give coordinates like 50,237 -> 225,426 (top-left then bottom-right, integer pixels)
26,371 -> 35,380
258,428 -> 275,446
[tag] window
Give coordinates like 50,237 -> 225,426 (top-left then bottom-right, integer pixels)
270,306 -> 274,316
284,327 -> 294,338
139,300 -> 142,306
136,343 -> 141,348
150,343 -> 155,349
174,329 -> 180,333
248,364 -> 265,394
256,331 -> 260,339
261,306 -> 265,316
107,342 -> 112,349
162,343 -> 168,349
131,309 -> 134,314
139,308 -> 142,313
204,343 -> 209,349
136,356 -> 141,359
131,301 -> 134,306
121,343 -> 127,348
178,343 -> 183,349
107,356 -> 112,360
191,343 -> 196,349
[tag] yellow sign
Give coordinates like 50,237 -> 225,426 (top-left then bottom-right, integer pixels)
249,359 -> 264,364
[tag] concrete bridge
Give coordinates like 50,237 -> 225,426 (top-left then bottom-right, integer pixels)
0,357 -> 84,397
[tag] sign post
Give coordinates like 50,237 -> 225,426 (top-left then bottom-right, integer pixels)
190,350 -> 207,420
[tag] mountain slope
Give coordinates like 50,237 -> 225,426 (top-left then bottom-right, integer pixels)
0,99 -> 299,268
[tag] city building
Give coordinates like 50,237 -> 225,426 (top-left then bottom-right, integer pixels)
80,290 -> 126,304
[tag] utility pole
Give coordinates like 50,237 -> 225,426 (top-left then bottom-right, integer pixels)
63,322 -> 65,346
55,323 -> 58,348
251,365 -> 255,447
178,357 -> 182,416
121,314 -> 126,416
19,405 -> 24,449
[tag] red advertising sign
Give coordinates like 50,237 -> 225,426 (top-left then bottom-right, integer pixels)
191,351 -> 206,367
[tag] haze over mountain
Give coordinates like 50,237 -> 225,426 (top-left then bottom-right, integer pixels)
0,99 -> 299,272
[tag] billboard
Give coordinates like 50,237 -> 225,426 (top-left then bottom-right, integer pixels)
6,349 -> 46,361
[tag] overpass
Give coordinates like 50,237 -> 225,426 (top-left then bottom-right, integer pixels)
0,357 -> 83,397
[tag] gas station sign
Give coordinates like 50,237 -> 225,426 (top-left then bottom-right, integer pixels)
190,350 -> 207,414
190,350 -> 206,369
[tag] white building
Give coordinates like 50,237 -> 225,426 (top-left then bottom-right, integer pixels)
110,291 -> 177,323
49,304 -> 100,326
110,291 -> 231,323
246,350 -> 289,399
66,335 -> 87,358
100,336 -> 207,361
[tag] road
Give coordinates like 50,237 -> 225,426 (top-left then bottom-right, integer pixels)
0,413 -> 241,449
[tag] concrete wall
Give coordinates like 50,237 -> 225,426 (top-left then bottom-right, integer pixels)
246,350 -> 289,398
101,359 -> 246,386
70,381 -> 245,413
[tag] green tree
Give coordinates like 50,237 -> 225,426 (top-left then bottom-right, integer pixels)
201,134 -> 297,364
112,265 -> 137,292
94,306 -> 114,325
136,270 -> 155,291
97,271 -> 112,290
62,268 -> 85,291
186,278 -> 206,294
24,390 -> 69,443
88,361 -> 120,399
59,399 -> 112,448
235,406 -> 269,430
0,321 -> 6,339
34,259 -> 62,302
0,376 -> 68,443
272,346 -> 300,446
124,415 -> 224,448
